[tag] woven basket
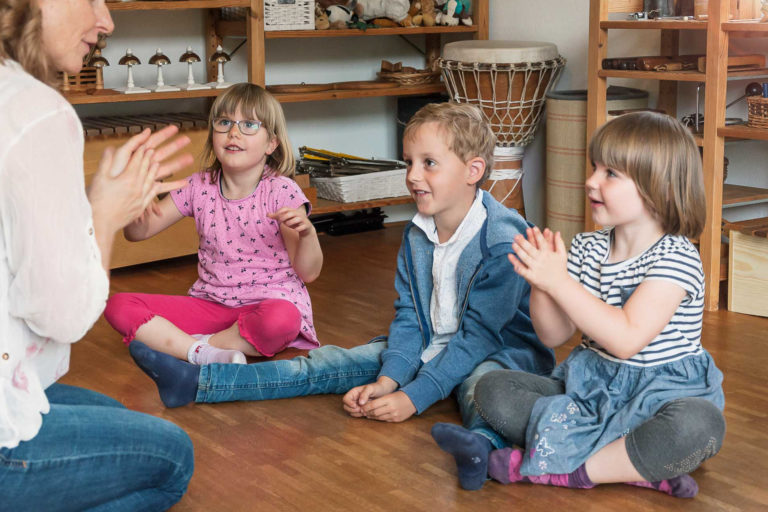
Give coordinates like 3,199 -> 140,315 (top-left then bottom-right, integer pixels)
264,0 -> 314,31
311,168 -> 409,203
747,96 -> 768,129
378,69 -> 441,86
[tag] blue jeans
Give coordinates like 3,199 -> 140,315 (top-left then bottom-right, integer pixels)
0,384 -> 194,512
197,341 -> 507,448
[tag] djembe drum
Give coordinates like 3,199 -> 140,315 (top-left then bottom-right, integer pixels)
439,41 -> 565,216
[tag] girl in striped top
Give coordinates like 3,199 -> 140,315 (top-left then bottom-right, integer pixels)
470,112 -> 725,497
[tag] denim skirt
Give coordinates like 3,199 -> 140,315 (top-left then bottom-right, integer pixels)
520,345 -> 725,476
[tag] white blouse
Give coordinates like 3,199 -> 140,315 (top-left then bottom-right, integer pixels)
0,61 -> 109,449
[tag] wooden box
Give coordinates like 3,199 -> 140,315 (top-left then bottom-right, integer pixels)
728,219 -> 768,317
84,127 -> 208,269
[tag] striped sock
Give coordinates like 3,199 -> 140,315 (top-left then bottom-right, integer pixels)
488,448 -> 595,489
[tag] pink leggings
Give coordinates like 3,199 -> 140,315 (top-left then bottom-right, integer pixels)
104,293 -> 302,357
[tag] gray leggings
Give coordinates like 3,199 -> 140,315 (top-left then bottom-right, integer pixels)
474,370 -> 726,482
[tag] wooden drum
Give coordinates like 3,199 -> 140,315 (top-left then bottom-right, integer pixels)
439,41 -> 565,216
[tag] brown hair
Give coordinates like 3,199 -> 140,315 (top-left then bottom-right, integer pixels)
201,83 -> 295,183
403,102 -> 496,187
588,111 -> 706,238
0,0 -> 55,84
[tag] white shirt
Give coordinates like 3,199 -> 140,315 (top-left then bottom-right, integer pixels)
413,190 -> 487,363
0,60 -> 109,449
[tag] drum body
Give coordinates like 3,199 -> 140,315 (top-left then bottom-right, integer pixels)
545,87 -> 648,246
439,41 -> 565,216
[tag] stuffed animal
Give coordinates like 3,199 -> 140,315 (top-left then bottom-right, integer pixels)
354,0 -> 413,27
409,0 -> 436,27
435,0 -> 472,26
325,3 -> 357,29
315,4 -> 331,29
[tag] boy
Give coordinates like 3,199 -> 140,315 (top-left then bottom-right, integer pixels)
129,102 -> 555,490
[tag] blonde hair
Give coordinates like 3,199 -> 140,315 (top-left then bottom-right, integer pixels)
0,0 -> 54,84
202,83 -> 295,183
588,111 -> 705,239
403,102 -> 496,187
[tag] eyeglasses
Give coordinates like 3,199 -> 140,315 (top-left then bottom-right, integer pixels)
212,118 -> 263,136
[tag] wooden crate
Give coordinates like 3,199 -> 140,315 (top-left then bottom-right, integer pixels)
728,217 -> 768,317
84,128 -> 208,269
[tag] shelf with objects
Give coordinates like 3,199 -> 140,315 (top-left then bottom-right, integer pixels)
72,0 -> 490,267
586,0 -> 768,311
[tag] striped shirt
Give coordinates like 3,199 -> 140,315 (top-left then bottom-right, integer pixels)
567,229 -> 704,367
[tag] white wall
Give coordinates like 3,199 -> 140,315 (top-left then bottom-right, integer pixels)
79,2 -> 767,226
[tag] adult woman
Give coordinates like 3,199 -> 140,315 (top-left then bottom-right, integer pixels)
1,0 -> 195,509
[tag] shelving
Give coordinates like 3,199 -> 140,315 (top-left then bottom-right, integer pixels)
587,0 -> 768,311
79,0 -> 488,267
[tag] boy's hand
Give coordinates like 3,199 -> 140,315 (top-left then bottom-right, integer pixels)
360,391 -> 417,423
508,226 -> 569,294
268,206 -> 314,238
342,376 -> 398,417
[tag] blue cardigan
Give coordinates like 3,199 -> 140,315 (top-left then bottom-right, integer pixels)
378,191 -> 555,413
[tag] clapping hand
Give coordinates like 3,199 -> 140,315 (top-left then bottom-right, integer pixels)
508,226 -> 569,294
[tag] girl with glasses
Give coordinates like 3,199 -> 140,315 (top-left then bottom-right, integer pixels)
104,83 -> 323,369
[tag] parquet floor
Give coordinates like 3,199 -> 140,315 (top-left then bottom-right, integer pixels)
63,224 -> 768,511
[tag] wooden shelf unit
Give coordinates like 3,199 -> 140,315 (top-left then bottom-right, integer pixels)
587,0 -> 768,311
82,0 -> 489,267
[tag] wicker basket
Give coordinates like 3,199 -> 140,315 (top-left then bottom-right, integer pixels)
311,168 -> 409,203
264,0 -> 314,31
747,96 -> 768,129
220,2 -> 314,30
378,69 -> 441,86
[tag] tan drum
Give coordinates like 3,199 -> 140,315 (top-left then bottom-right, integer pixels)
439,41 -> 565,216
545,87 -> 648,246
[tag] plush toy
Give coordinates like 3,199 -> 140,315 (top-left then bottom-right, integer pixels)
354,0 -> 413,27
435,0 -> 472,26
409,0 -> 436,27
315,4 -> 331,30
325,3 -> 357,29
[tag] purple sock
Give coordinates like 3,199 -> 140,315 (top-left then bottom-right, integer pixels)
488,448 -> 595,489
624,475 -> 699,498
488,448 -> 699,498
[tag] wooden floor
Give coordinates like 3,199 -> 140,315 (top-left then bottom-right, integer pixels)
63,224 -> 768,511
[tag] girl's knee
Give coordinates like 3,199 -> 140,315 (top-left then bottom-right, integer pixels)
664,398 -> 726,452
239,299 -> 301,356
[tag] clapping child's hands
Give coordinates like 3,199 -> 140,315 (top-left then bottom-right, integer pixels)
508,226 -> 569,294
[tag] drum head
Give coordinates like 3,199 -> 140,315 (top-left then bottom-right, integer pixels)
442,40 -> 559,64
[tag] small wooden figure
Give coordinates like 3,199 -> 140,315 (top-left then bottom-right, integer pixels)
148,48 -> 180,92
177,46 -> 210,91
114,49 -> 149,94
207,45 -> 233,89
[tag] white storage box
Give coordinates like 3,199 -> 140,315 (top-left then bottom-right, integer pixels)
264,0 -> 315,31
311,168 -> 410,203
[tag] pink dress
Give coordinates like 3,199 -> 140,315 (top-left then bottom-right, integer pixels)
171,170 -> 318,349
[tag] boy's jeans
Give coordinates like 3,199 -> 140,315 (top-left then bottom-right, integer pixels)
197,340 -> 507,448
0,384 -> 194,512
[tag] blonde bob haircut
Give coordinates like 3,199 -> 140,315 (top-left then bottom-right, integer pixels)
588,111 -> 706,239
201,83 -> 295,183
0,0 -> 54,84
403,102 -> 496,187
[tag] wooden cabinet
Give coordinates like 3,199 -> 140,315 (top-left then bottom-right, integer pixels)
73,0 -> 489,267
587,0 -> 768,311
